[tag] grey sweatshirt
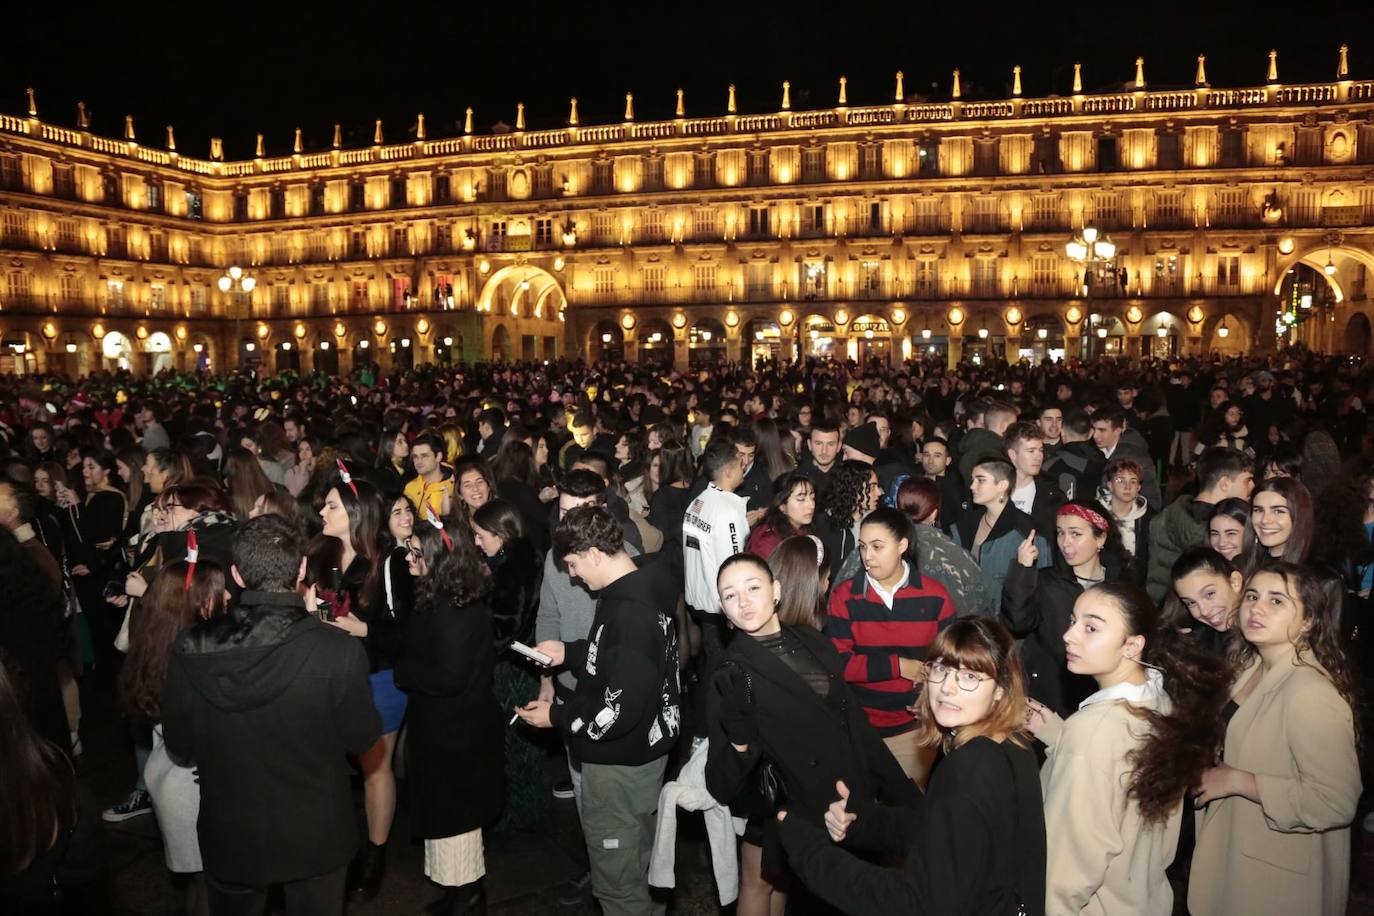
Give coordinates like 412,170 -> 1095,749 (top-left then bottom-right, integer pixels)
535,540 -> 640,691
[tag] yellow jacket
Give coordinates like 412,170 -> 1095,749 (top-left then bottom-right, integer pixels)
403,467 -> 455,518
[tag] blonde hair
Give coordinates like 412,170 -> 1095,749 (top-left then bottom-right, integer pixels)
438,422 -> 465,465
913,617 -> 1031,752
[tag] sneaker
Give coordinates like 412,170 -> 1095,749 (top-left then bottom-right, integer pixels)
102,789 -> 152,823
556,871 -> 592,906
552,777 -> 575,800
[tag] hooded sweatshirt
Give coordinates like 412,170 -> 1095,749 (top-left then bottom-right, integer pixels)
549,554 -> 681,766
161,591 -> 381,884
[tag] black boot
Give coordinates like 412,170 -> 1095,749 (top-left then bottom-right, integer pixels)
443,879 -> 485,916
424,886 -> 458,914
347,841 -> 387,900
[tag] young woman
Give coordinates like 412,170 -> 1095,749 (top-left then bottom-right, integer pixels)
59,447 -> 128,669
1170,546 -> 1244,654
314,471 -> 401,900
285,434 -> 324,498
490,438 -> 552,555
647,440 -> 695,578
769,534 -> 831,630
1207,498 -> 1250,564
0,656 -> 102,913
826,506 -> 955,784
816,459 -> 881,580
777,616 -> 1047,915
949,456 -> 1051,616
119,559 -> 227,916
706,553 -> 916,916
374,429 -> 411,499
614,429 -> 651,516
1002,499 -> 1127,716
1189,563 -> 1361,916
1029,583 -> 1231,915
1100,457 -> 1153,576
394,516 -> 503,916
115,444 -> 151,546
224,446 -> 276,523
751,418 -> 794,484
452,456 -> 495,517
470,499 -> 548,831
896,476 -> 994,617
1194,401 -> 1251,456
1242,477 -> 1314,572
745,472 -> 816,560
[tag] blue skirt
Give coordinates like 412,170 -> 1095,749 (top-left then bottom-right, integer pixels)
369,669 -> 408,735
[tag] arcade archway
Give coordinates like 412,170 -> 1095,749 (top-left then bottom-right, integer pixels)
478,265 -> 568,320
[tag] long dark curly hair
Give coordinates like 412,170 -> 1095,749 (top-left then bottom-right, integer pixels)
1230,562 -> 1361,749
414,518 -> 492,611
822,460 -> 875,528
1089,582 -> 1233,825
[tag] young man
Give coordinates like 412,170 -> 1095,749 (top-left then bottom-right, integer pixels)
682,439 -> 749,679
133,401 -> 171,452
162,514 -> 380,916
561,411 -> 596,469
956,399 -> 1017,484
520,506 -> 680,916
731,426 -> 771,523
918,437 -> 965,528
1037,404 -> 1064,455
403,430 -> 455,518
799,419 -> 842,499
475,406 -> 506,455
1003,422 -> 1064,536
1089,407 -> 1162,510
1145,447 -> 1254,601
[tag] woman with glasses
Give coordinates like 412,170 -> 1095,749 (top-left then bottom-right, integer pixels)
706,553 -> 916,916
777,616 -> 1046,916
826,507 -> 955,784
1099,457 -> 1154,578
1028,583 -> 1230,916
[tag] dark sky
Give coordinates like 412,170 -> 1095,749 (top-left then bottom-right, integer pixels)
3,0 -> 1363,160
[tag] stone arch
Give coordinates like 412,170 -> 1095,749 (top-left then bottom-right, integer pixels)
478,265 -> 567,320
1345,312 -> 1372,356
1274,244 -> 1374,304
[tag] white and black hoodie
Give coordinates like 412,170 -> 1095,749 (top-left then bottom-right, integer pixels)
549,554 -> 681,766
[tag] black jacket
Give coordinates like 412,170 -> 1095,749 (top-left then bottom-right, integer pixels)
1042,441 -> 1102,503
705,625 -> 916,872
394,596 -> 505,839
1001,552 -> 1127,716
549,555 -> 680,766
778,735 -> 1046,916
486,536 -> 542,652
161,591 -> 381,884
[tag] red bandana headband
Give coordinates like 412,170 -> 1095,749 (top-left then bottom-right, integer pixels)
1058,503 -> 1110,534
426,505 -> 453,553
184,529 -> 199,592
336,459 -> 359,498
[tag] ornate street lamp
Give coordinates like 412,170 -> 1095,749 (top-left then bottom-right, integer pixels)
1065,226 -> 1116,358
218,266 -> 256,365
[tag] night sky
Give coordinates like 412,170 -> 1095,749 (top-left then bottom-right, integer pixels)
2,0 -> 1363,160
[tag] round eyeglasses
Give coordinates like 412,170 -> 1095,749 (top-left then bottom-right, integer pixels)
925,662 -> 994,692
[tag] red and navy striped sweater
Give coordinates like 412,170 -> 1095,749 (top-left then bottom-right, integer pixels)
824,567 -> 955,736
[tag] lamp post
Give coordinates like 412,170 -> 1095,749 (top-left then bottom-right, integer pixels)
1064,226 -> 1116,359
217,266 -> 256,367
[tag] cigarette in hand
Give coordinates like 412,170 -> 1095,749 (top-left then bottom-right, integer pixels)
508,711 -> 520,725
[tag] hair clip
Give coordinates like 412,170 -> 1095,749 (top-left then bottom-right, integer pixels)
336,458 -> 359,497
184,529 -> 199,592
425,505 -> 453,552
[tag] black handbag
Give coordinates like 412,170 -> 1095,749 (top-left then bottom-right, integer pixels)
725,662 -> 788,808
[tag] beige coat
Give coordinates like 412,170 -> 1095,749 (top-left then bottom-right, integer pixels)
1188,654 -> 1360,916
1039,669 -> 1180,916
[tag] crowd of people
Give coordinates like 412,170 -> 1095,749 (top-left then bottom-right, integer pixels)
0,346 -> 1368,916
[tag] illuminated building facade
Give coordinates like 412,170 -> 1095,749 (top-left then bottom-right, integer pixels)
1,49 -> 1373,375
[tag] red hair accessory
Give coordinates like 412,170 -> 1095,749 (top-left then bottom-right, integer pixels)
184,529 -> 199,592
336,459 -> 359,498
1057,503 -> 1110,534
426,505 -> 453,553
